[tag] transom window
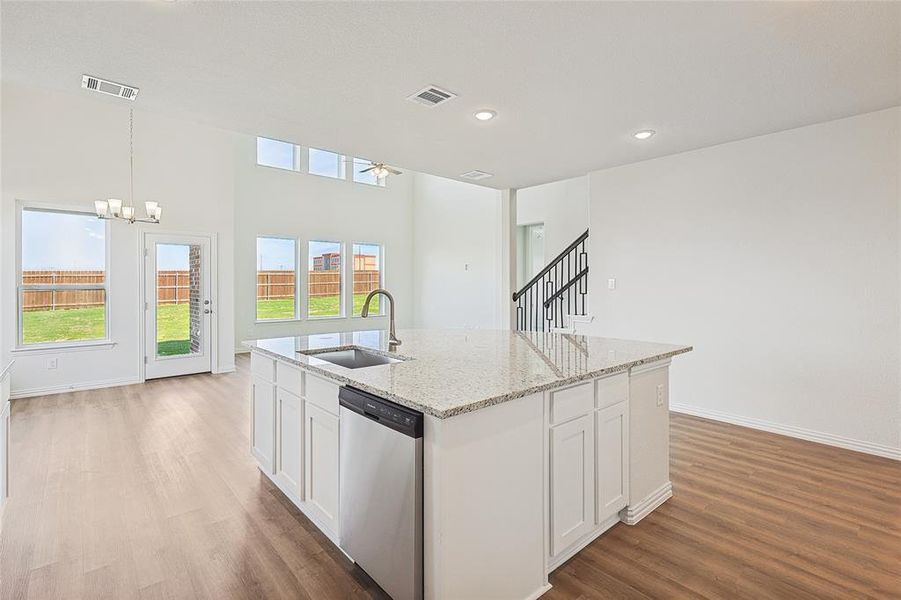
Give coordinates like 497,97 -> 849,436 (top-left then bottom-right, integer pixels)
18,208 -> 108,346
308,148 -> 345,179
352,158 -> 387,187
257,137 -> 300,171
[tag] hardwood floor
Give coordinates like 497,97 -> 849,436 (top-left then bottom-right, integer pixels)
2,356 -> 899,599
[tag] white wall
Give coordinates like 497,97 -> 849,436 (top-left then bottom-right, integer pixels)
517,175 -> 589,259
234,141 -> 414,347
1,82 -> 237,396
411,174 -> 503,329
587,107 -> 901,457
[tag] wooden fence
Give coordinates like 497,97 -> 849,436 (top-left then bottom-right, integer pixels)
258,270 -> 381,299
21,269 -> 382,311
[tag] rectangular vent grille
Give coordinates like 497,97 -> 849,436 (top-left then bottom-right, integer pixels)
461,170 -> 493,180
82,75 -> 139,101
407,85 -> 457,107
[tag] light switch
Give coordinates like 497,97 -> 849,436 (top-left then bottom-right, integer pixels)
656,383 -> 665,406
47,358 -> 58,370
607,278 -> 616,290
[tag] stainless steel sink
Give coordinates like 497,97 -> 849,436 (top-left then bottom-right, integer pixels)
307,348 -> 403,369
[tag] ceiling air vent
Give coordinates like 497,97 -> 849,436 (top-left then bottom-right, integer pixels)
407,85 -> 457,107
81,75 -> 140,101
460,170 -> 493,181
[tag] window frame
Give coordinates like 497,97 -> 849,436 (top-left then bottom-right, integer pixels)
351,157 -> 388,188
350,241 -> 385,318
307,240 -> 345,320
256,136 -> 301,172
15,203 -> 111,350
255,235 -> 301,323
307,147 -> 347,180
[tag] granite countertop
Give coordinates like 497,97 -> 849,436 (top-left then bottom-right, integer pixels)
243,329 -> 691,419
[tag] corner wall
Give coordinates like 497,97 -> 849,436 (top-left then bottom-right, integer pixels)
587,107 -> 901,457
411,174 -> 503,329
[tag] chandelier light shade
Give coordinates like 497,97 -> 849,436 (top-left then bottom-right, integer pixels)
93,109 -> 162,224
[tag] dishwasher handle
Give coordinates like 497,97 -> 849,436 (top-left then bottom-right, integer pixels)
339,386 -> 423,439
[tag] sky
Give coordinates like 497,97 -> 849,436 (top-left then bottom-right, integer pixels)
22,210 -> 105,270
256,239 -> 380,270
157,244 -> 189,270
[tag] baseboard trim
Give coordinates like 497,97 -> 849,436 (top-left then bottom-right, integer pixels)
671,403 -> 901,461
11,376 -> 142,400
525,583 -> 553,600
620,481 -> 672,525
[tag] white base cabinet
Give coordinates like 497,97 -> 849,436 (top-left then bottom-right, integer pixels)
275,388 -> 302,502
303,401 -> 340,535
251,375 -> 276,473
549,412 -> 595,556
547,372 -> 631,569
249,355 -> 340,542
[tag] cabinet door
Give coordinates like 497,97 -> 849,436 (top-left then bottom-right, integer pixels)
550,413 -> 595,557
303,401 -> 340,535
276,387 -> 302,501
251,375 -> 276,473
596,401 -> 629,522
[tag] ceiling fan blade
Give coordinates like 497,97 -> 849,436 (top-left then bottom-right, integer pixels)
386,167 -> 402,175
359,166 -> 376,173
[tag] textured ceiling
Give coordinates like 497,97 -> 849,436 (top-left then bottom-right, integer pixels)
2,1 -> 899,189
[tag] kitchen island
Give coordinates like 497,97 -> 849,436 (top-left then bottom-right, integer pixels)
244,329 -> 691,600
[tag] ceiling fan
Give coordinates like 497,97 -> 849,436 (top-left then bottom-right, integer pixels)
356,161 -> 403,180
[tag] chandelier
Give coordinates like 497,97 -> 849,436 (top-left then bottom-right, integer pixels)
93,108 -> 162,224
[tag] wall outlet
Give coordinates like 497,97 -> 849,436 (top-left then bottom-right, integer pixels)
656,383 -> 665,407
607,278 -> 616,290
47,358 -> 58,370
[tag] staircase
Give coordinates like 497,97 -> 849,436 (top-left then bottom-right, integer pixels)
512,229 -> 589,332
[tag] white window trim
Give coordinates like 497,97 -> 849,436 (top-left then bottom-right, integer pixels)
307,240 -> 345,319
350,241 -> 386,318
255,137 -> 301,172
255,235 -> 301,323
15,202 -> 112,350
307,147 -> 347,180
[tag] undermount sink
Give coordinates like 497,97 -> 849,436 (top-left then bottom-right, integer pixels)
307,348 -> 403,369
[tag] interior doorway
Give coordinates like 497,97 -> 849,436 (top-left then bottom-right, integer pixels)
517,223 -> 545,288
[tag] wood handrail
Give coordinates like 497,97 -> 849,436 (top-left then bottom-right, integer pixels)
543,267 -> 588,308
512,228 -> 588,301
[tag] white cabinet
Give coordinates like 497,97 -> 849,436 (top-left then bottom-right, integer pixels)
276,387 -> 302,502
596,401 -> 629,522
303,401 -> 340,536
549,412 -> 595,556
251,375 -> 276,473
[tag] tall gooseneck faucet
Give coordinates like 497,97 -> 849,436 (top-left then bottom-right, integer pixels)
361,288 -> 400,346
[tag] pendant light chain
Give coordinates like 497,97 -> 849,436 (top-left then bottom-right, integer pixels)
129,108 -> 134,209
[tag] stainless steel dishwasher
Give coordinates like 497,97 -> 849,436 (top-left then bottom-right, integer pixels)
338,386 -> 423,600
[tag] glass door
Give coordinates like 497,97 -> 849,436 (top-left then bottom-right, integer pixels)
144,233 -> 213,379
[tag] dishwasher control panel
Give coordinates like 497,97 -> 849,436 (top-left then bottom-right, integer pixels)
339,386 -> 424,438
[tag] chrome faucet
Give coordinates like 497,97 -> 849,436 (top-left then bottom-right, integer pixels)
361,288 -> 400,346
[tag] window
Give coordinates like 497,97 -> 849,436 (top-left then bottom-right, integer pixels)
257,137 -> 299,171
19,208 -> 108,346
352,243 -> 382,316
256,237 -> 297,320
308,148 -> 345,179
352,158 -> 386,187
309,241 -> 343,318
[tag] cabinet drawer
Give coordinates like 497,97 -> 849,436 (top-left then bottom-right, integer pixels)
277,362 -> 303,397
305,374 -> 339,416
549,381 -> 594,424
251,353 -> 276,382
595,373 -> 628,410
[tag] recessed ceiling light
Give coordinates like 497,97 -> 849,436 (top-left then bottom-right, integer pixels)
633,129 -> 656,140
474,110 -> 497,121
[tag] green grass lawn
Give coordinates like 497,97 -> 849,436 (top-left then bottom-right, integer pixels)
23,295 -> 383,348
257,294 -> 380,319
22,304 -> 191,355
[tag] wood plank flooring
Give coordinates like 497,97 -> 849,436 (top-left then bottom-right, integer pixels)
2,355 -> 899,599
